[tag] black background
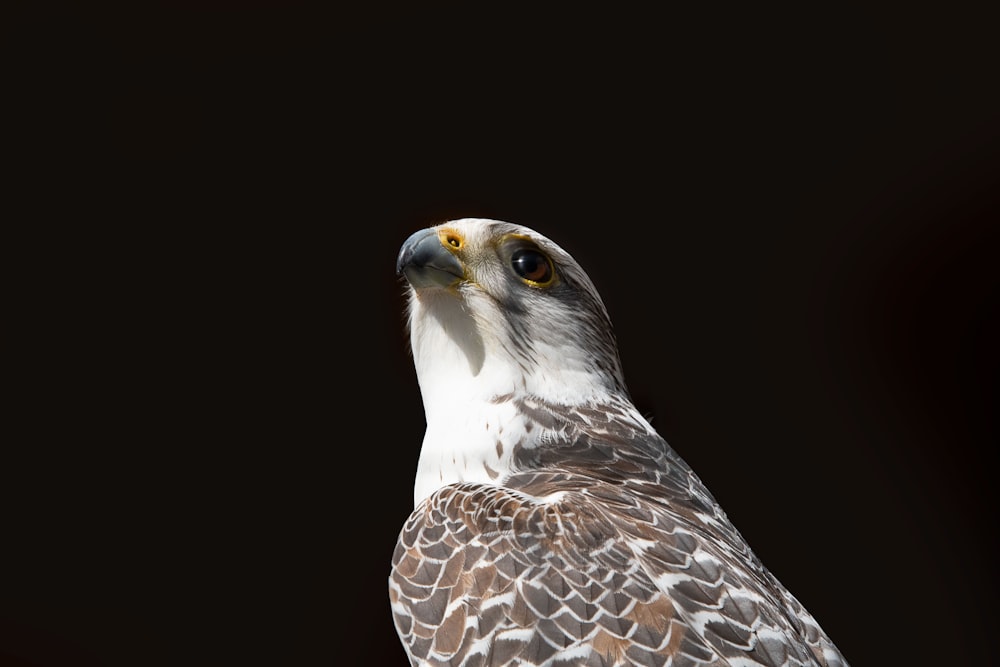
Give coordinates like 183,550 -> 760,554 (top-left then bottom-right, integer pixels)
7,4 -> 998,666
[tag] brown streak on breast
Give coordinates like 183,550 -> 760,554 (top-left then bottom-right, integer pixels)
432,604 -> 468,657
447,545 -> 469,577
628,596 -> 674,636
393,551 -> 423,578
468,564 -> 499,597
665,618 -> 687,656
590,629 -> 628,664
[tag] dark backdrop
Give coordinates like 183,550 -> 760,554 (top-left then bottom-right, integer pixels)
7,4 -> 998,666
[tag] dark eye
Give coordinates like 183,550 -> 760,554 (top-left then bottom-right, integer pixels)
510,248 -> 553,284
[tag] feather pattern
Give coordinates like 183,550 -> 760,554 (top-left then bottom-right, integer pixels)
391,219 -> 848,667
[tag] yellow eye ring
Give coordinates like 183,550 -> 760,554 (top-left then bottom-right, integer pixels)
436,229 -> 464,253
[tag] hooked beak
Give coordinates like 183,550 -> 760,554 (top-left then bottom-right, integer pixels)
396,228 -> 465,289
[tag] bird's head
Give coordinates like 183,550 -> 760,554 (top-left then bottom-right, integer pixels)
397,218 -> 629,414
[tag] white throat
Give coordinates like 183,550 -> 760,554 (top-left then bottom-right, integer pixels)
408,290 -> 530,505
406,282 -> 628,506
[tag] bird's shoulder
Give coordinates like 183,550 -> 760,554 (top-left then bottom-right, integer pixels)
390,471 -> 840,666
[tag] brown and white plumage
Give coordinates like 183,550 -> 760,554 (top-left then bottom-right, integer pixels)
390,218 -> 847,667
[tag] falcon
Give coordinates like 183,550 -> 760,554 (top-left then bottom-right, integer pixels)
390,218 -> 848,667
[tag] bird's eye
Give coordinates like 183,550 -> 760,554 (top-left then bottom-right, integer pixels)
510,248 -> 553,285
445,234 -> 462,249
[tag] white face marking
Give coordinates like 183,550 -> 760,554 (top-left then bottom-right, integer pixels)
403,218 -> 634,505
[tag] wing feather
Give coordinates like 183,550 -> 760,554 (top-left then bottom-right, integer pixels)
391,471 -> 845,667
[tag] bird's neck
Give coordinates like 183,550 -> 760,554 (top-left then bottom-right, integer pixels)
410,337 -> 609,505
412,394 -> 527,506
407,290 -> 635,505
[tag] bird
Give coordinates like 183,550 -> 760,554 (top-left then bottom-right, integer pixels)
390,218 -> 848,667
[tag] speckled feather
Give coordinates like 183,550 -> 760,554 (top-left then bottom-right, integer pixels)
391,219 -> 847,667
